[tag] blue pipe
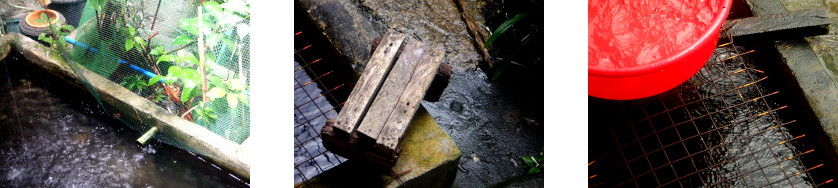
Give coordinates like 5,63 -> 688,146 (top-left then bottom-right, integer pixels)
64,36 -> 164,83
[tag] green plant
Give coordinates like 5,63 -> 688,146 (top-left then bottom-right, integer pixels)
36,13 -> 76,50
120,74 -> 149,94
89,0 -> 109,17
150,87 -> 168,102
153,0 -> 249,124
483,0 -> 542,80
521,151 -> 543,174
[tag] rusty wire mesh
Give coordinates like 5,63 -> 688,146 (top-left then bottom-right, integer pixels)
293,30 -> 347,184
588,37 -> 836,187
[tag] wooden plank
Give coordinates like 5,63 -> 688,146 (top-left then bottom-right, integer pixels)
376,47 -> 444,156
329,30 -> 406,142
353,40 -> 428,146
720,7 -> 829,42
372,36 -> 452,102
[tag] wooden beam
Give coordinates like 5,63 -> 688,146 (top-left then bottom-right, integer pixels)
720,7 -> 830,43
326,30 -> 406,143
376,47 -> 444,157
353,40 -> 428,147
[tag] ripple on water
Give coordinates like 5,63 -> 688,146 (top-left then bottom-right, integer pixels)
0,61 -> 248,187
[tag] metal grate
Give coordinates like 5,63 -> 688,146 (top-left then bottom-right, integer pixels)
293,30 -> 347,184
589,37 -> 836,187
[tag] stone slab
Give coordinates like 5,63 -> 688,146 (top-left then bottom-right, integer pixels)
297,107 -> 460,188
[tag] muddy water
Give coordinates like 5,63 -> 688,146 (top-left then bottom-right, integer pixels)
0,58 -> 248,187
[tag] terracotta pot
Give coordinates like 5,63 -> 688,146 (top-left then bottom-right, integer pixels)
19,9 -> 67,44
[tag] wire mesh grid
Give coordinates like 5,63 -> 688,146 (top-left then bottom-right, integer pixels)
294,30 -> 347,184
588,39 -> 836,187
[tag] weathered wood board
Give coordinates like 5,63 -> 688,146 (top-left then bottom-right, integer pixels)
720,7 -> 830,42
376,47 -> 444,156
322,29 -> 447,170
328,30 -> 406,142
354,40 -> 428,146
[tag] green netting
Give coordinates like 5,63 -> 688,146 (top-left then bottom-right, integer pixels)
68,0 -> 250,145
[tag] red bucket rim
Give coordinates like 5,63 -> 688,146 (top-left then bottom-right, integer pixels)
588,0 -> 733,78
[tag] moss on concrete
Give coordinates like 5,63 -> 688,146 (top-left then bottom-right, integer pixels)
296,107 -> 460,188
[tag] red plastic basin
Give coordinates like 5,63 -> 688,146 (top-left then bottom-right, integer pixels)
588,0 -> 733,100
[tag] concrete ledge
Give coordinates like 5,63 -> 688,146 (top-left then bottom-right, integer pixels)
0,33 -> 249,180
297,107 -> 460,188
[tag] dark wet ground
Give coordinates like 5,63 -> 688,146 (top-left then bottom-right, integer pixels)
422,69 -> 544,187
0,55 -> 248,187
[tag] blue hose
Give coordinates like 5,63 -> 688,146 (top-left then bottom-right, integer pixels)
64,36 -> 164,83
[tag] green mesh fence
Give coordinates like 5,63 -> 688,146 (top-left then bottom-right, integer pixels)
68,0 -> 249,148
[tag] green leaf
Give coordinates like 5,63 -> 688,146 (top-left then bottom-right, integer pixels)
173,35 -> 194,45
484,12 -> 531,48
150,46 -> 166,56
134,36 -> 146,48
148,75 -> 164,85
157,54 -> 174,64
35,13 -> 48,24
206,34 -> 221,48
491,31 -> 536,80
230,79 -> 244,91
528,167 -> 540,174
165,66 -> 182,84
221,0 -> 249,14
180,68 -> 201,84
129,27 -> 136,36
219,12 -> 244,26
61,24 -> 75,32
203,1 -> 223,18
226,92 -> 238,108
208,76 -> 225,89
181,55 -> 199,66
125,38 -> 135,51
41,37 -> 54,45
180,17 -> 200,36
236,93 -> 249,106
182,81 -> 197,103
521,156 -> 535,167
207,87 -> 227,99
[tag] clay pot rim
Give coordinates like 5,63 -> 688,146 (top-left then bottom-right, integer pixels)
24,9 -> 61,28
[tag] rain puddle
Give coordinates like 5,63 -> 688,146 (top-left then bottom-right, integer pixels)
0,55 -> 248,187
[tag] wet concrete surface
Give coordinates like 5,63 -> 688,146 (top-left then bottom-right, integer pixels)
421,69 -> 543,187
297,0 -> 489,72
0,0 -> 40,21
0,56 -> 248,187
